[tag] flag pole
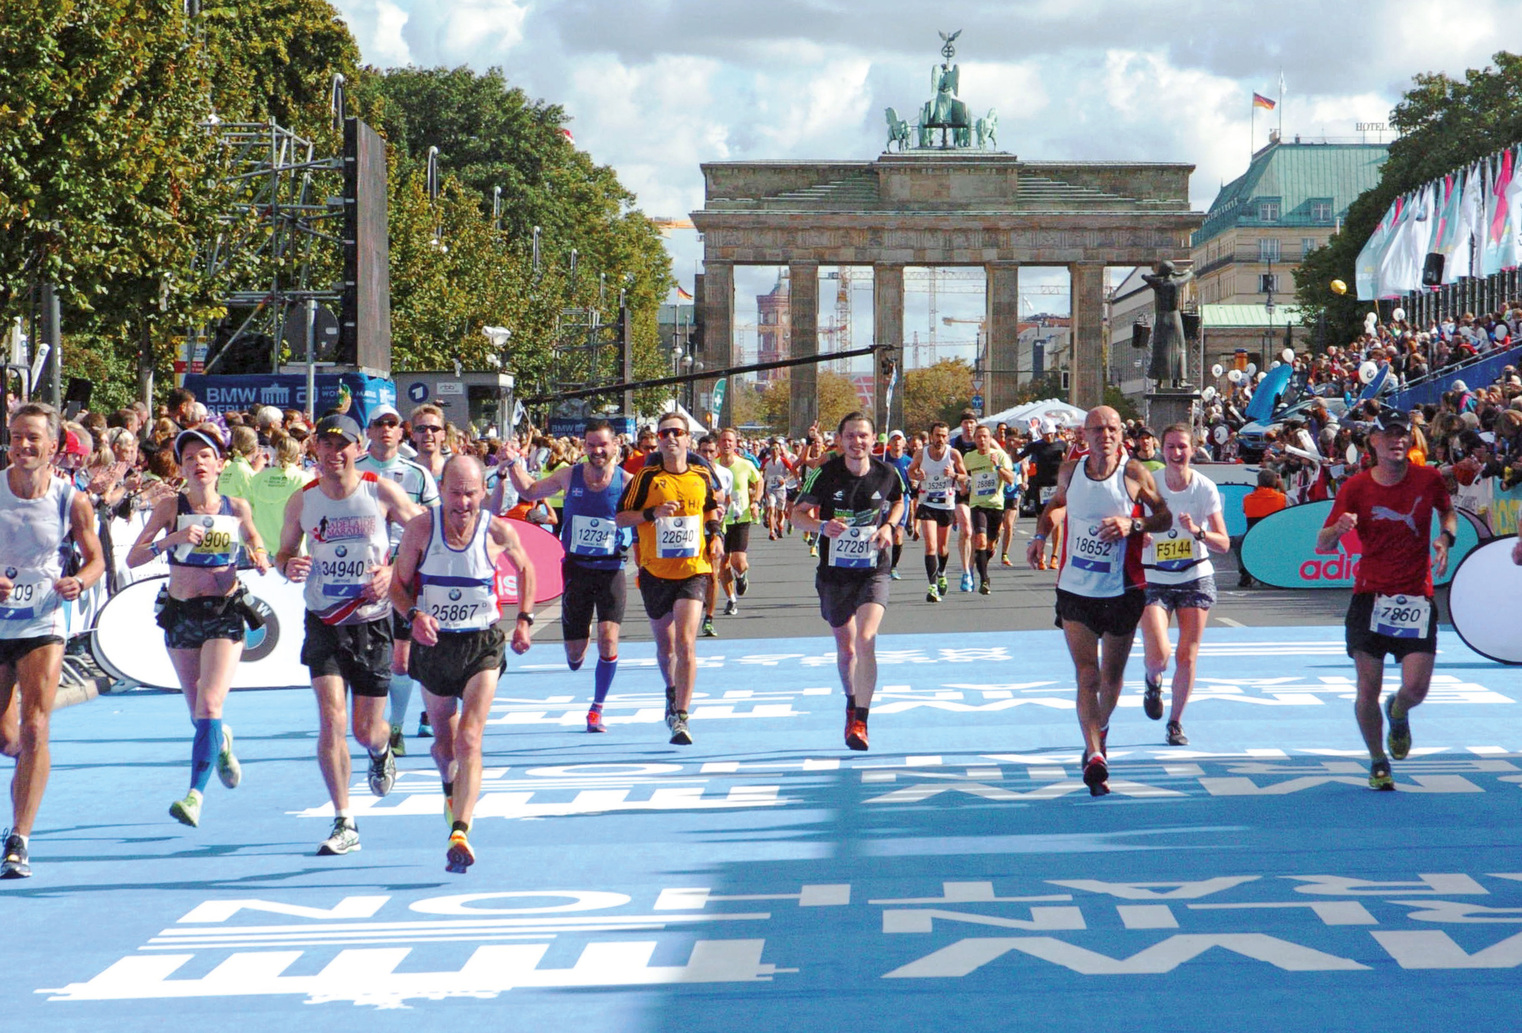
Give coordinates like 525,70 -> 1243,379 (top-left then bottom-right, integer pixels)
1250,95 -> 1255,160
1278,70 -> 1285,140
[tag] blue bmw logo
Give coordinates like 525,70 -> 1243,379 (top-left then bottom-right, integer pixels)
335,545 -> 348,558
449,588 -> 462,601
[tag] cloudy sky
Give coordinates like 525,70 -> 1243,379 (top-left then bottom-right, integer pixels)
331,0 -> 1509,360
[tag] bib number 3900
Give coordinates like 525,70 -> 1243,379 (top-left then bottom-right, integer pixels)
1371,594 -> 1430,639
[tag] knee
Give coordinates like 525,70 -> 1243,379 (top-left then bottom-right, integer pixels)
838,642 -> 858,667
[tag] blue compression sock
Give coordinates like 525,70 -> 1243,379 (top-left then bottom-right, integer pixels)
593,656 -> 618,705
190,718 -> 221,792
389,675 -> 414,728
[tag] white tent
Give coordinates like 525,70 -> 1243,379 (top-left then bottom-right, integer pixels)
980,398 -> 1087,432
637,400 -> 708,436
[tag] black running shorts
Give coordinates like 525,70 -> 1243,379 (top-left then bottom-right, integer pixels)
970,506 -> 1002,538
410,626 -> 506,698
1344,591 -> 1438,662
301,612 -> 392,697
638,572 -> 708,621
0,635 -> 63,667
816,573 -> 890,628
916,505 -> 954,526
723,522 -> 751,554
1054,587 -> 1146,639
561,561 -> 627,640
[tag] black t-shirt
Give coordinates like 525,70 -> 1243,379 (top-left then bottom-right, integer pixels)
797,455 -> 904,582
1017,439 -> 1067,487
951,433 -> 977,457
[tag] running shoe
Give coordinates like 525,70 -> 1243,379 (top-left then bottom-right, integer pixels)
1369,759 -> 1395,791
701,617 -> 717,638
926,585 -> 940,603
937,574 -> 949,595
669,712 -> 693,745
890,568 -> 902,580
446,829 -> 476,873
587,709 -> 607,733
389,723 -> 407,758
1083,753 -> 1110,797
979,578 -> 991,595
1001,553 -> 1013,567
960,572 -> 975,593
169,792 -> 202,828
1166,721 -> 1188,746
217,725 -> 242,788
845,719 -> 869,752
1385,695 -> 1412,760
1,831 -> 30,878
723,598 -> 738,616
736,572 -> 749,597
418,712 -> 433,739
769,531 -> 777,541
368,747 -> 397,797
317,817 -> 360,855
1143,674 -> 1164,721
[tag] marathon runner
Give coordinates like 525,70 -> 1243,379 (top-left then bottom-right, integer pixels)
715,429 -> 761,616
697,434 -> 732,638
761,441 -> 793,540
1017,420 -> 1068,569
906,422 -> 967,602
963,424 -> 1015,594
1029,405 -> 1170,797
997,430 -> 1025,567
391,456 -> 535,872
1315,408 -> 1456,790
948,411 -> 981,592
882,430 -> 914,580
502,419 -> 629,730
0,403 -> 105,878
793,412 -> 903,751
1137,423 -> 1229,747
408,404 -> 449,740
356,403 -> 440,758
127,425 -> 273,827
276,413 -> 422,856
616,413 -> 724,745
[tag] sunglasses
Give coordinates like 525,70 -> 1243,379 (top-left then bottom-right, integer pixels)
658,427 -> 686,439
371,419 -> 400,429
413,424 -> 445,434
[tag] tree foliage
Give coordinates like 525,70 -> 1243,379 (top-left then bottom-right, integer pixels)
1296,52 -> 1522,343
903,358 -> 973,430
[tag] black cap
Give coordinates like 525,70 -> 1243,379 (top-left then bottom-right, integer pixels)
314,413 -> 363,444
1373,408 -> 1411,435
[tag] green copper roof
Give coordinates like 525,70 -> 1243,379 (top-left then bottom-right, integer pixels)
1193,140 -> 1388,246
1200,303 -> 1307,328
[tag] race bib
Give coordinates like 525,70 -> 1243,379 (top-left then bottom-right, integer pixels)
655,514 -> 701,558
1068,525 -> 1115,573
0,567 -> 55,621
420,581 -> 496,631
568,514 -> 617,556
312,541 -> 373,599
828,525 -> 880,569
973,470 -> 999,497
173,513 -> 241,567
1370,593 -> 1430,639
922,474 -> 951,506
1039,485 -> 1058,505
1145,533 -> 1200,571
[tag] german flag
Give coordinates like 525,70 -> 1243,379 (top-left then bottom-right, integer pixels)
1252,93 -> 1276,111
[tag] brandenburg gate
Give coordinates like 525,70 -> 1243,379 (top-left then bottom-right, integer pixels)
687,35 -> 1202,433
692,153 -> 1202,431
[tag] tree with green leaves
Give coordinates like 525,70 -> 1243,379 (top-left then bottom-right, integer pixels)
1297,52 -> 1522,344
903,358 -> 974,431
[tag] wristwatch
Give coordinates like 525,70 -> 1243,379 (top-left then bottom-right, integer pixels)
1130,517 -> 1144,536
517,611 -> 535,625
406,605 -> 420,621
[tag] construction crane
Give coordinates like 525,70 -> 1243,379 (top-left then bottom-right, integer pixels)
650,217 -> 695,233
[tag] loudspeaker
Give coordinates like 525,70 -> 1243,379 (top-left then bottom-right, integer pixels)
1182,311 -> 1202,341
1131,320 -> 1150,349
1422,252 -> 1445,287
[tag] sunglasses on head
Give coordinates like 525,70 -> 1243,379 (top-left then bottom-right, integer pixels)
658,427 -> 686,439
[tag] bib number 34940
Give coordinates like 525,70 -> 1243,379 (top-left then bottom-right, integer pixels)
1371,594 -> 1430,639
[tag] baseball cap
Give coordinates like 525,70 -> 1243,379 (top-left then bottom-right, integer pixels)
1040,418 -> 1058,435
62,430 -> 89,457
314,413 -> 363,445
888,429 -> 906,440
173,425 -> 226,462
367,403 -> 401,426
1373,408 -> 1411,435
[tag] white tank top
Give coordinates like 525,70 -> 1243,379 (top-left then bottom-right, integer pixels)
1057,457 -> 1137,599
917,448 -> 956,510
0,474 -> 74,640
300,473 -> 392,625
416,509 -> 499,632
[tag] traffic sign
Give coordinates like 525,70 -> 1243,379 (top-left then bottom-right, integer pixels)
972,377 -> 984,392
971,393 -> 984,408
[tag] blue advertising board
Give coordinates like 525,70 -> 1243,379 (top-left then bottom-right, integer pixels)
184,373 -> 395,427
1240,498 -> 1482,589
548,416 -> 636,438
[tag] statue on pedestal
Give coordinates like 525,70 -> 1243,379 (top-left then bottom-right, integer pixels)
1143,260 -> 1194,388
919,30 -> 972,148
